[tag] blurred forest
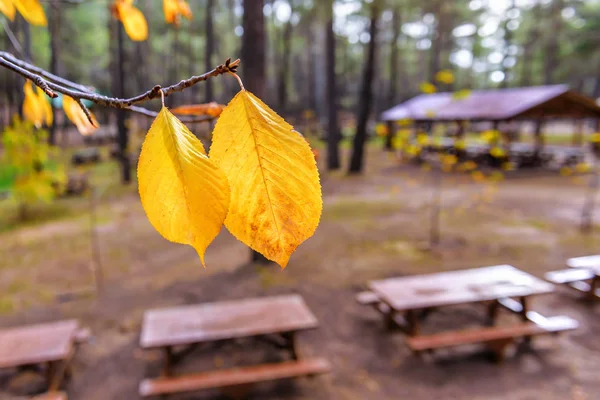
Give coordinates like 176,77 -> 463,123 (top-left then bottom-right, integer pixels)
3,0 -> 600,114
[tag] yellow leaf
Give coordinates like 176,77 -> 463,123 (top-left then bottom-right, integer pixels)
36,86 -> 53,127
116,1 -> 148,41
13,0 -> 46,26
22,82 -> 44,128
453,89 -> 471,100
375,123 -> 388,137
163,0 -> 179,24
62,96 -> 99,136
209,90 -> 322,268
138,107 -> 230,266
0,0 -> 15,20
420,82 -> 437,94
435,70 -> 454,84
178,0 -> 192,20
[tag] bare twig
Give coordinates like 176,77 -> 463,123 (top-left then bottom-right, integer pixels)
0,20 -> 23,58
0,52 -> 240,124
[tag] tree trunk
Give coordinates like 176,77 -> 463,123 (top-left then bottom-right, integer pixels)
242,0 -> 269,264
325,0 -> 340,170
277,20 -> 293,113
520,4 -> 541,87
387,6 -> 401,108
205,0 -> 215,102
500,0 -> 515,88
428,1 -> 442,84
48,0 -> 61,145
544,0 -> 563,85
115,22 -> 131,184
348,0 -> 381,174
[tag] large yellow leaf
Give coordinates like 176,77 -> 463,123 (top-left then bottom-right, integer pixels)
13,0 -> 47,26
36,86 -> 53,127
22,82 -> 44,128
209,90 -> 322,268
138,107 -> 230,266
63,95 -> 98,136
0,0 -> 15,20
116,1 -> 148,41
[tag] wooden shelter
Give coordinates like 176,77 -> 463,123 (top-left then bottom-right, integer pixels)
380,85 -> 600,167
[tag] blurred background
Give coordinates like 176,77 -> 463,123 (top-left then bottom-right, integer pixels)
1,0 -> 600,399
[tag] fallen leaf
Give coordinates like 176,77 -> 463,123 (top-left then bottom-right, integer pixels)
13,0 -> 46,26
138,107 -> 230,266
209,90 -> 322,268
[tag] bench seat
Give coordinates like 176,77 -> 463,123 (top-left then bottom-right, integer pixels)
139,358 -> 331,397
545,268 -> 595,284
355,291 -> 379,305
406,317 -> 578,360
31,392 -> 67,400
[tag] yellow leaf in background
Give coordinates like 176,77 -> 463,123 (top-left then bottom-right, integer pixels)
163,0 -> 179,24
209,90 -> 322,268
420,82 -> 437,94
22,82 -> 44,128
435,70 -> 454,84
375,123 -> 388,137
453,89 -> 471,100
591,133 -> 600,143
35,86 -> 53,127
560,167 -> 572,176
116,1 -> 148,41
178,0 -> 192,20
63,95 -> 98,136
171,102 -> 225,118
138,107 -> 230,266
13,0 -> 47,26
0,0 -> 15,20
575,163 -> 591,174
489,146 -> 506,158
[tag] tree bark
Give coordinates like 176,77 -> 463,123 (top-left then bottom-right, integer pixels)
205,0 -> 215,102
325,0 -> 341,170
520,3 -> 541,87
387,6 -> 401,108
348,0 -> 381,174
115,22 -> 131,184
48,0 -> 61,145
277,14 -> 293,113
544,0 -> 563,85
242,0 -> 269,264
500,0 -> 515,88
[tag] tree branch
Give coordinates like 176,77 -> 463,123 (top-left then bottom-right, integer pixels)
0,52 -> 239,124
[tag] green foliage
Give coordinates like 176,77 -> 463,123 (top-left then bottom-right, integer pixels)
0,117 -> 67,211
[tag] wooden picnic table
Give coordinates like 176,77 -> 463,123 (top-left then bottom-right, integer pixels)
548,255 -> 600,300
362,265 -> 577,362
139,294 -> 329,397
369,264 -> 554,335
0,320 -> 80,393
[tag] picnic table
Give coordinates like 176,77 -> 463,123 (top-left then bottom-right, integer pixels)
358,265 -> 578,362
138,294 -> 330,397
0,320 -> 87,398
546,255 -> 600,300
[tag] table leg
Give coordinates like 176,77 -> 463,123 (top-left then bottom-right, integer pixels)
161,346 -> 173,377
405,310 -> 419,337
487,300 -> 499,326
281,332 -> 299,360
46,361 -> 57,387
519,296 -> 529,322
385,309 -> 397,331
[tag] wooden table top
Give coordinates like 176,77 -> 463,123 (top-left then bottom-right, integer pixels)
0,320 -> 79,369
567,255 -> 600,273
369,265 -> 554,312
140,295 -> 319,349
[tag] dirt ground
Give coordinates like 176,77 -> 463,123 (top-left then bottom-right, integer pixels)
0,145 -> 599,400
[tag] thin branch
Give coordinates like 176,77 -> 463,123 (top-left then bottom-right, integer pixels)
0,52 -> 239,124
0,57 -> 57,97
0,20 -> 23,58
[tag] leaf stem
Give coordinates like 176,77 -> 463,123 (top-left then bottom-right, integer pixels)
229,72 -> 245,91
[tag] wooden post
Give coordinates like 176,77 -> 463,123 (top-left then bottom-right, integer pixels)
533,119 -> 544,165
384,120 -> 395,151
455,120 -> 466,161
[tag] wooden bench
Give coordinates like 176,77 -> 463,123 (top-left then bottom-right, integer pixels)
31,392 -> 67,400
406,317 -> 578,362
545,269 -> 599,300
355,291 -> 390,314
545,268 -> 595,284
139,358 -> 331,397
